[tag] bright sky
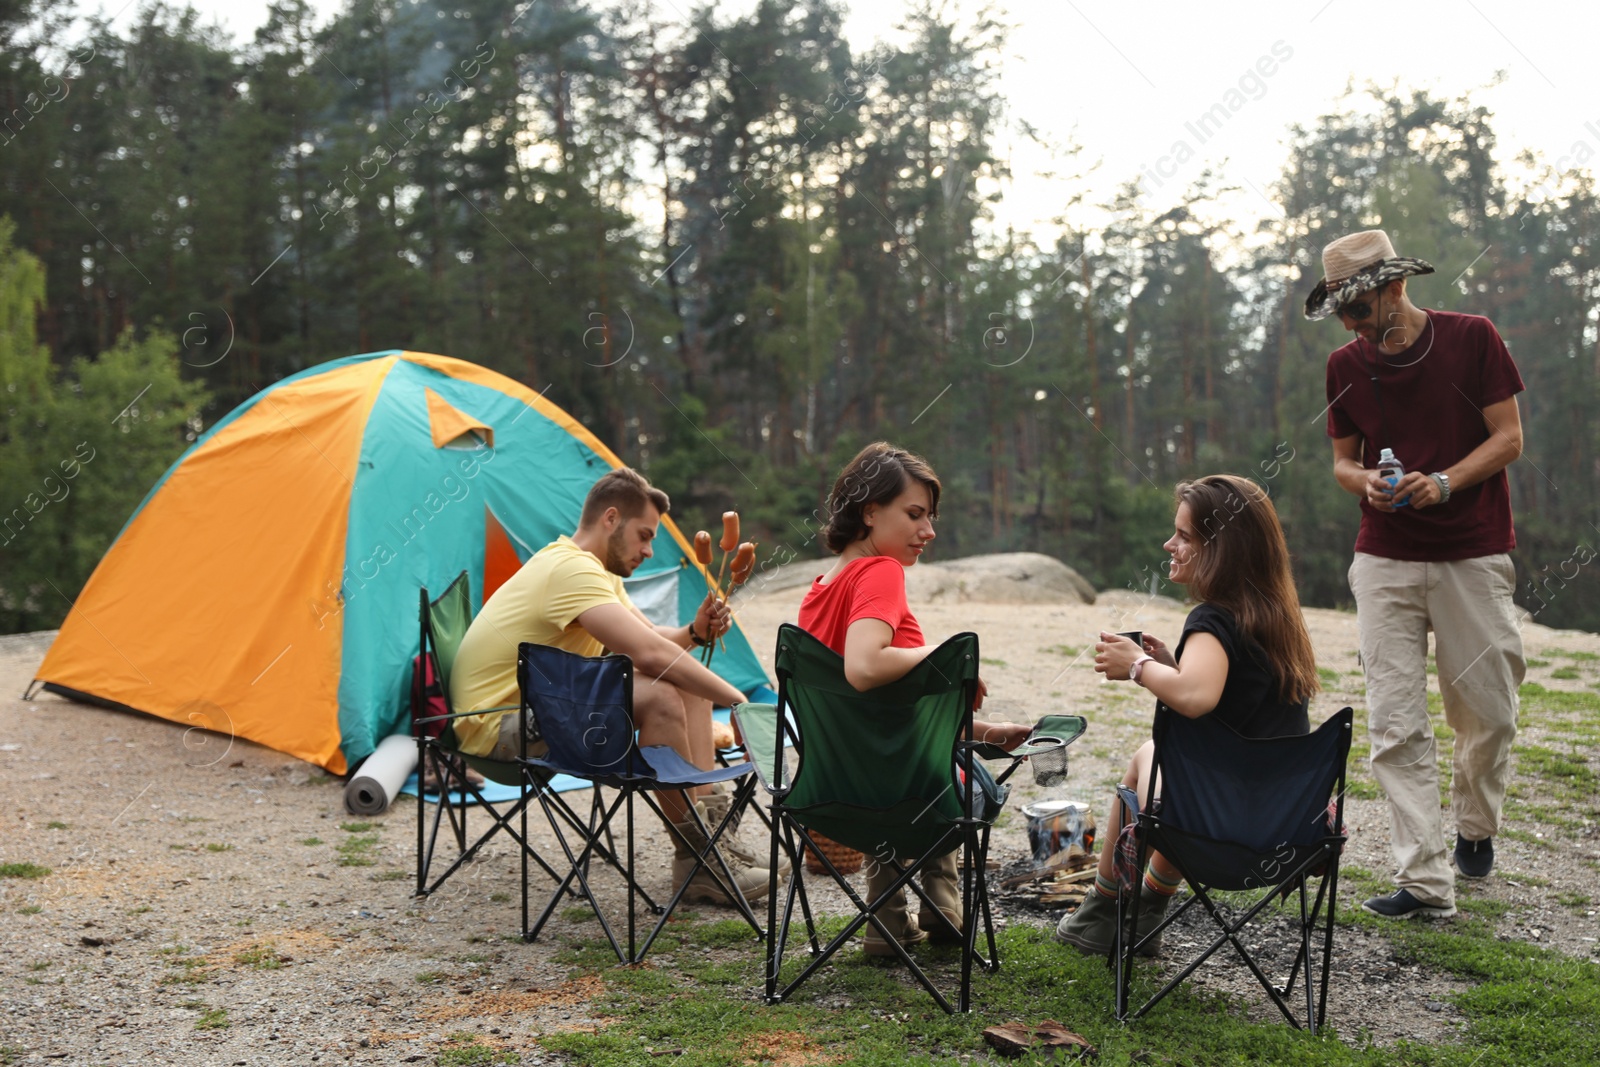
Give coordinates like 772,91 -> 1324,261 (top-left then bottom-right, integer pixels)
92,0 -> 1600,247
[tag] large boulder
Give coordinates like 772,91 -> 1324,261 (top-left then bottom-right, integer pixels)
906,552 -> 1096,605
734,551 -> 1097,606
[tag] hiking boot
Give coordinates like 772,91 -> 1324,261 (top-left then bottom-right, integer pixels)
671,800 -> 771,907
1454,834 -> 1494,880
701,791 -> 788,881
1131,886 -> 1174,958
918,852 -> 963,944
1361,888 -> 1456,920
863,852 -> 927,958
1055,888 -> 1118,957
863,917 -> 930,958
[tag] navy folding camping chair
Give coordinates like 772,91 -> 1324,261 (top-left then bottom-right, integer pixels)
1114,705 -> 1354,1032
516,641 -> 764,964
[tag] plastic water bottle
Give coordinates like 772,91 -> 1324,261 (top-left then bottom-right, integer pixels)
1376,447 -> 1410,507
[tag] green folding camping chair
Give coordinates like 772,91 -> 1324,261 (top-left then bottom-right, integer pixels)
413,573 -> 562,898
734,623 -> 1082,1013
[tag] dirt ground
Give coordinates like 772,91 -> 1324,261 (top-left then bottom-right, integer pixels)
2,577 -> 1598,1064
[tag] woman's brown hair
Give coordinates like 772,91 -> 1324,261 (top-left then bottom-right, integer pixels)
1175,474 -> 1319,704
821,443 -> 941,554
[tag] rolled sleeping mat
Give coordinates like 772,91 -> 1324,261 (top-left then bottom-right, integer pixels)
343,733 -> 419,816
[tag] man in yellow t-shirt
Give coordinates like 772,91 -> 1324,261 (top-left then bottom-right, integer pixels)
449,467 -> 775,904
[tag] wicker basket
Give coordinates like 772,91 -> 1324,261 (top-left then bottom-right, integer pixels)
803,833 -> 864,875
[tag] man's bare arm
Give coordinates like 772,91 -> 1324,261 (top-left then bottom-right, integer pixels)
578,602 -> 745,707
1388,395 -> 1524,510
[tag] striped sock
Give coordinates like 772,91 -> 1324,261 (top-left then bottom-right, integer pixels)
1143,865 -> 1181,897
1093,873 -> 1119,900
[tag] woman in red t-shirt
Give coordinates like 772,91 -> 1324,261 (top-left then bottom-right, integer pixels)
798,443 -> 1030,958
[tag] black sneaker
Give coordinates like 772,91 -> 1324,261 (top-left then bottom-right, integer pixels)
1362,888 -> 1456,920
1454,834 -> 1494,879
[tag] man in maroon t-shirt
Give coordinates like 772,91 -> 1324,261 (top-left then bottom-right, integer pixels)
1307,230 -> 1527,920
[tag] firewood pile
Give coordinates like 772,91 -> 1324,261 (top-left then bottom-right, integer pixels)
995,843 -> 1098,910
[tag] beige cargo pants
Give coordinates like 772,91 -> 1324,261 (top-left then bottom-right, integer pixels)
1349,552 -> 1524,908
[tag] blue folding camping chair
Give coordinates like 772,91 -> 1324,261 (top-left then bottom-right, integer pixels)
516,641 -> 764,964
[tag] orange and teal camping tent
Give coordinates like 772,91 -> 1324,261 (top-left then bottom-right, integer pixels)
32,351 -> 770,774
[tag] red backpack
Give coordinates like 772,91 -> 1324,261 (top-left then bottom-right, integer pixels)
411,653 -> 449,740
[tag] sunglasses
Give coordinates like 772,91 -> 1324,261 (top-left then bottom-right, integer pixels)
1336,290 -> 1383,321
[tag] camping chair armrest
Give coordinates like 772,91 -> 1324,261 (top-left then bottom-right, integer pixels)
965,712 -> 1088,762
412,703 -> 519,729
730,702 -> 788,794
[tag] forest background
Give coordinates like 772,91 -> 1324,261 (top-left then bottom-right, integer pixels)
2,0 -> 1597,635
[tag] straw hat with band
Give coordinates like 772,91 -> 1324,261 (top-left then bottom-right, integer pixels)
1303,230 -> 1434,321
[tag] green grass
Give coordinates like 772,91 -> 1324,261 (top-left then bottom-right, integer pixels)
535,898 -> 1600,1067
373,869 -> 409,882
234,944 -> 284,970
16,905 -> 42,915
300,837 -> 324,846
437,1033 -> 515,1065
1550,667 -> 1581,680
1514,744 -> 1596,798
1554,892 -> 1593,914
0,863 -> 50,879
339,821 -> 377,833
1550,648 -> 1599,662
489,892 -> 510,903
1317,667 -> 1341,687
45,821 -> 69,830
203,843 -> 234,853
1527,658 -> 1551,668
415,970 -> 447,984
336,834 -> 380,867
1044,644 -> 1082,658
195,1007 -> 229,1030
1520,683 -> 1600,715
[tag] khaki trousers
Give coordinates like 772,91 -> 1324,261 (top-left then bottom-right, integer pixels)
1349,552 -> 1524,907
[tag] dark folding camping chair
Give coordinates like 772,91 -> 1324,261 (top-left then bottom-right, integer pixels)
412,573 -> 566,898
1114,705 -> 1354,1032
735,624 -> 1074,1014
516,641 -> 765,964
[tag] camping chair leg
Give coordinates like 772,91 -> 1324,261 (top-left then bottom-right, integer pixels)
521,765 -> 529,939
959,830 -> 975,1013
777,827 -> 957,1014
975,830 -> 1000,971
765,800 -> 783,1003
525,787 -> 632,962
1317,856 -> 1340,1033
416,736 -> 426,896
1189,881 -> 1312,1029
627,789 -> 637,965
633,789 -> 764,959
1300,876 -> 1316,1032
1114,793 -> 1151,1022
782,823 -> 821,954
534,787 -> 659,911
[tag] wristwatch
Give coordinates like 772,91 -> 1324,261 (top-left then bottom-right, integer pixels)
1429,471 -> 1451,503
1129,654 -> 1154,686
